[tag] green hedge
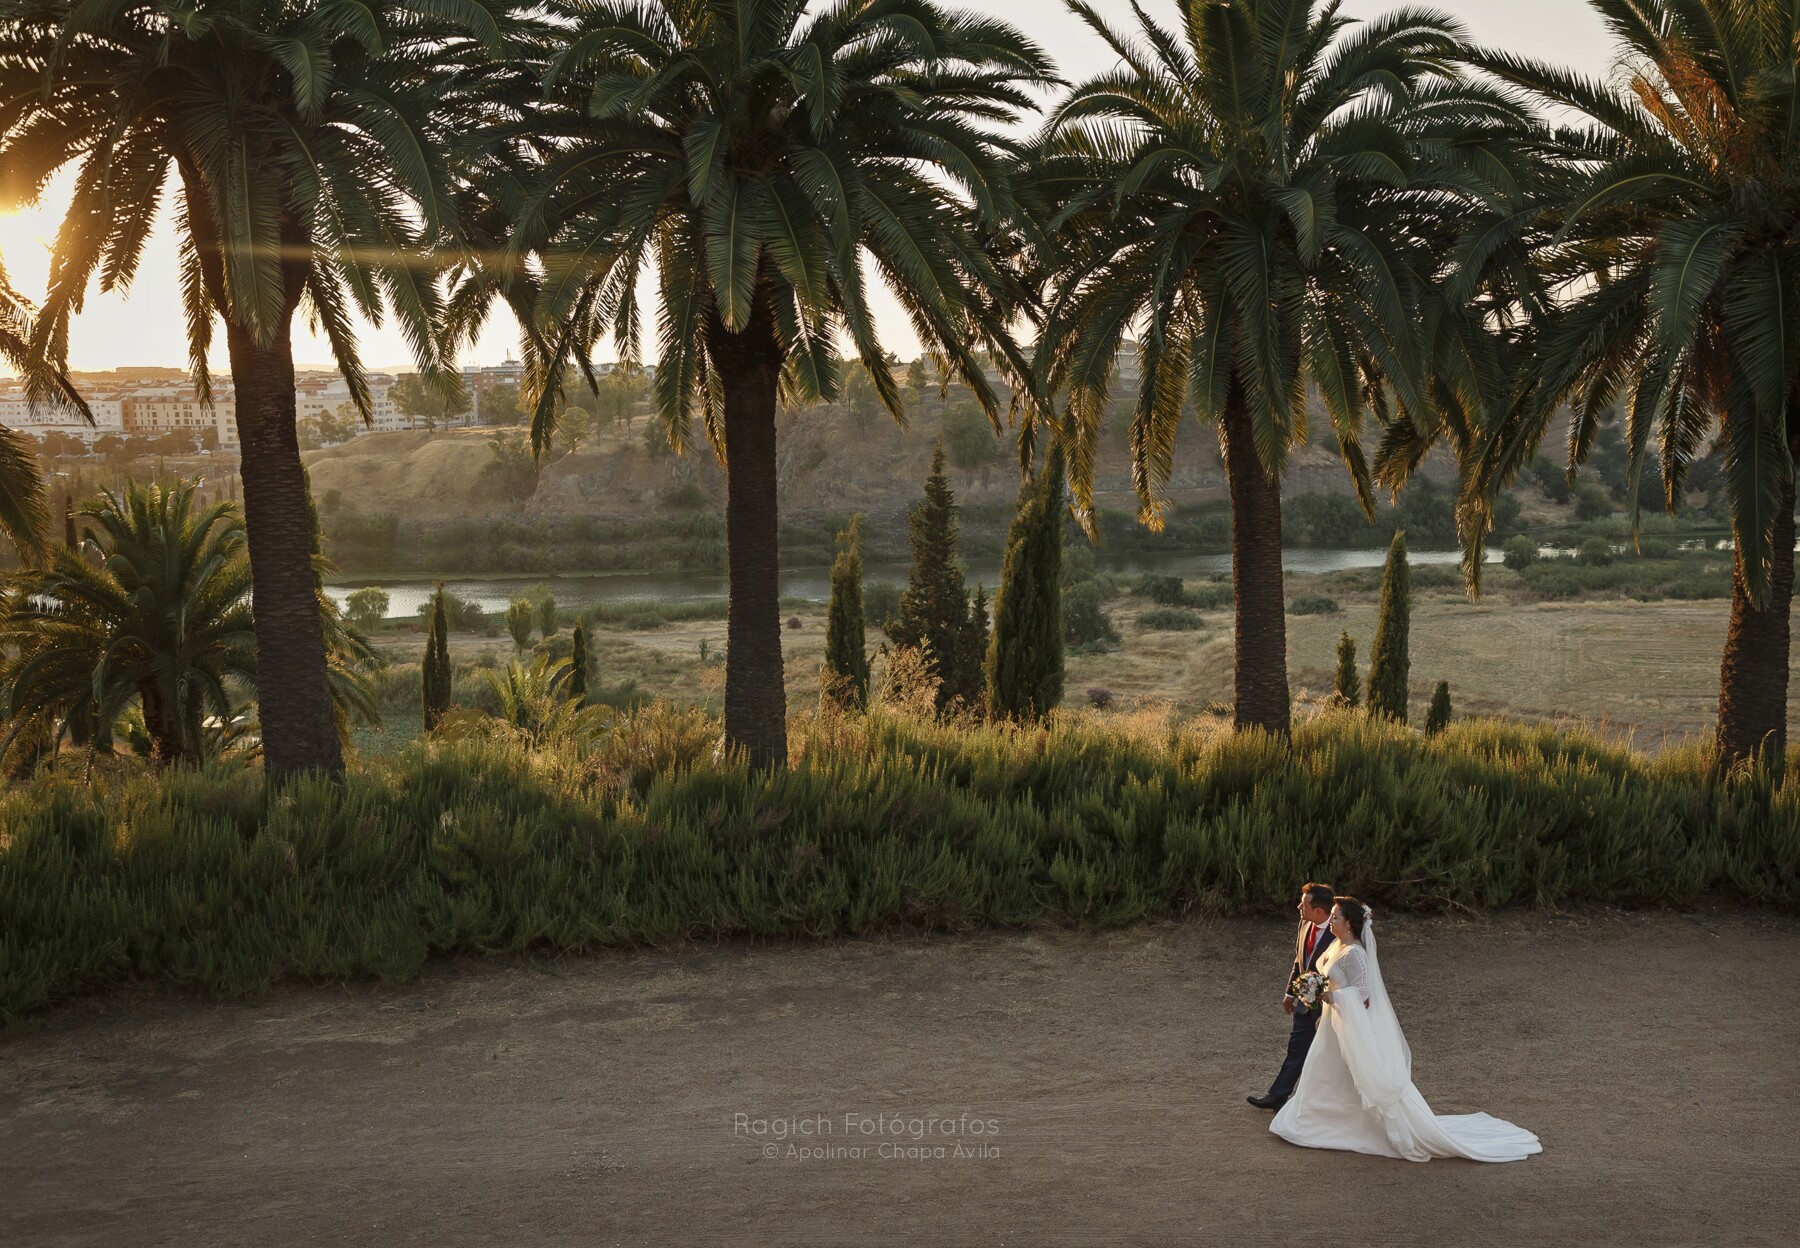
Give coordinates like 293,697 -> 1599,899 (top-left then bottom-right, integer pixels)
1,708 -> 1793,1025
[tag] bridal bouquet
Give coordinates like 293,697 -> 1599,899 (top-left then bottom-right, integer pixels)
1290,970 -> 1327,1009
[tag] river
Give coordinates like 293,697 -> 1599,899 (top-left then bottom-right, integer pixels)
324,545 -> 1503,619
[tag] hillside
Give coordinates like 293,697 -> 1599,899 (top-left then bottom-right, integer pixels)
302,396 -> 1430,575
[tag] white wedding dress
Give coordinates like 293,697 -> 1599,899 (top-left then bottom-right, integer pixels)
1270,921 -> 1541,1162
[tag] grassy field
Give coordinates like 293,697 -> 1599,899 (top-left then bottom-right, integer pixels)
351,569 -> 1771,759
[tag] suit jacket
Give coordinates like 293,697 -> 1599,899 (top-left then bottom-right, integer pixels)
1286,920 -> 1336,1015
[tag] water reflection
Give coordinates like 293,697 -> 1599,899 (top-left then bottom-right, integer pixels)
326,545 -> 1498,619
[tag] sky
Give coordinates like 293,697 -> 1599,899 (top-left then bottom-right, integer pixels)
0,0 -> 1617,377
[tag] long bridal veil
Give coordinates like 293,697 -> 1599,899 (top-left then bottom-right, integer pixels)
1333,916 -> 1417,1123
1330,915 -> 1543,1163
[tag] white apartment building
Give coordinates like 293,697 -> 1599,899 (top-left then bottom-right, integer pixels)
1,363 -> 505,449
125,391 -> 230,438
0,388 -> 127,441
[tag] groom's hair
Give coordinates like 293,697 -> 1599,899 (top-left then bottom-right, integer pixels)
1302,883 -> 1333,912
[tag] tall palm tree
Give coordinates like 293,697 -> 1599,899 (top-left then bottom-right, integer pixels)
0,254 -> 87,560
457,0 -> 1053,769
0,0 -> 510,779
1037,0 -> 1505,736
1469,0 -> 1800,771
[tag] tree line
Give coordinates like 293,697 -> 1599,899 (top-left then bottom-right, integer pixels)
0,0 -> 1795,779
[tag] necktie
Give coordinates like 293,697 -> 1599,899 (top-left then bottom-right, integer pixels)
1304,925 -> 1316,964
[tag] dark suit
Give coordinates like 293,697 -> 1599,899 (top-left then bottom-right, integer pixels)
1263,920 -> 1336,1103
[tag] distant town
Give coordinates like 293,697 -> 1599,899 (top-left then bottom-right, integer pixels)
0,356 -> 626,452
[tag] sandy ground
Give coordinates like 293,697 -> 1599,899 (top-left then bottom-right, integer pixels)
3,911 -> 1795,1247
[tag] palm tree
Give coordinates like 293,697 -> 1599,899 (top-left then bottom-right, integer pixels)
1469,0 -> 1800,771
1,479 -> 377,767
481,652 -> 604,746
2,481 -> 257,765
1037,0 -> 1503,736
0,0 -> 511,779
0,256 -> 87,560
458,0 -> 1053,768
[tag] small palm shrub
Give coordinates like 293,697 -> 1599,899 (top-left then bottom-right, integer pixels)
1,480 -> 375,766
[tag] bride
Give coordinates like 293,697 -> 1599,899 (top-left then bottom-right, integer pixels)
1271,896 -> 1541,1163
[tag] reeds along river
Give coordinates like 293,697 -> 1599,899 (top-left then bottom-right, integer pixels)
325,545 -> 1497,620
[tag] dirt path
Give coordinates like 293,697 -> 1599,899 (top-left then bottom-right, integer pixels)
3,911 -> 1794,1246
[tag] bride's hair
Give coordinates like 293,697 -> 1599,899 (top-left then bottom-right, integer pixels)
1333,896 -> 1369,941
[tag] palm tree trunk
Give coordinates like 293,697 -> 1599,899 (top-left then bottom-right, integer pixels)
1220,385 -> 1291,737
1716,428 -> 1797,774
226,317 -> 345,780
138,681 -> 190,767
712,306 -> 788,770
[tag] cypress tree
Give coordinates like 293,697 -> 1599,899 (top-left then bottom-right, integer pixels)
985,444 -> 1065,720
62,497 -> 78,552
824,514 -> 871,709
888,441 -> 979,711
422,583 -> 451,732
1334,631 -> 1360,707
1425,679 -> 1452,736
569,623 -> 590,704
964,582 -> 989,702
1367,529 -> 1411,722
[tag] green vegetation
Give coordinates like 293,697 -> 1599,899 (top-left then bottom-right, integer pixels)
1138,608 -> 1206,633
1334,633 -> 1360,708
1,481 -> 375,766
1465,0 -> 1800,772
1039,1 -> 1519,739
824,517 -> 871,711
1426,682 -> 1452,737
1288,596 -> 1340,616
1281,481 -> 1523,550
1514,556 -> 1732,603
1367,532 -> 1412,723
986,450 -> 1065,721
1502,536 -> 1539,572
421,586 -> 451,733
344,587 -> 390,631
3,708 -> 1793,1026
325,511 -> 726,577
889,444 -> 985,713
567,624 -> 589,705
504,599 -> 534,653
487,1 -> 1048,768
7,0 -> 501,778
1,481 -> 255,765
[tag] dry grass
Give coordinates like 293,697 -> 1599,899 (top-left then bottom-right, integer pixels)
361,582 -> 1770,751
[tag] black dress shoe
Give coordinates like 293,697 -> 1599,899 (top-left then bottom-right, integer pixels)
1246,1093 -> 1286,1110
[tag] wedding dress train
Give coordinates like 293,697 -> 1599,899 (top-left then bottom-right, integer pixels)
1270,921 -> 1541,1163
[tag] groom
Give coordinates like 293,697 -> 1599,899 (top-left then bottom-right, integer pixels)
1247,882 -> 1336,1110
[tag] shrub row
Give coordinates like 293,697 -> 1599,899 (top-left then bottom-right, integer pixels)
1,708 -> 1792,1025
